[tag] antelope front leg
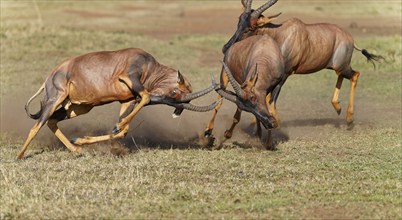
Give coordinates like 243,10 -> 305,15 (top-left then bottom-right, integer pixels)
266,93 -> 280,128
113,91 -> 150,133
224,108 -> 242,139
71,126 -> 130,145
72,95 -> 148,146
265,129 -> 274,150
202,71 -> 229,146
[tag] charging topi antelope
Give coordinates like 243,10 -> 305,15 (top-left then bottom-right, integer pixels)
18,48 -> 220,159
223,0 -> 383,125
205,35 -> 284,149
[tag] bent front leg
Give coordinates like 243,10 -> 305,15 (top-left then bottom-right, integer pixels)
71,100 -> 138,146
72,126 -> 130,146
224,108 -> 242,139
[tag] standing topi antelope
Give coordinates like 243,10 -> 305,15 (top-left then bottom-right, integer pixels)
223,0 -> 383,125
205,35 -> 285,149
18,48 -> 220,159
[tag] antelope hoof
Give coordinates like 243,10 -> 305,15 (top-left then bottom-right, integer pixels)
203,130 -> 216,147
70,137 -> 78,144
265,144 -> 276,151
254,131 -> 262,139
71,137 -> 86,146
224,130 -> 233,139
73,146 -> 83,154
16,152 -> 25,160
112,126 -> 121,135
207,135 -> 215,147
332,102 -> 342,115
204,129 -> 213,138
346,112 -> 354,125
346,118 -> 354,126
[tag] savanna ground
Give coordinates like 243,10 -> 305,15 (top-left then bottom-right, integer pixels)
0,1 -> 401,219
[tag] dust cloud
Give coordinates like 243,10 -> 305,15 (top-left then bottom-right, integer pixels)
1,91 -> 254,151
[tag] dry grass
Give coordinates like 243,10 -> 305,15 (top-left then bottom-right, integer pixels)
1,127 -> 401,219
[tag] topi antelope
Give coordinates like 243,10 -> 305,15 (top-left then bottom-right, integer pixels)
18,48 -> 220,159
223,0 -> 383,125
205,35 -> 284,149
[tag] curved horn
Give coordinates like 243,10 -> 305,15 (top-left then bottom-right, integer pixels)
241,0 -> 246,7
180,77 -> 219,102
243,0 -> 252,13
180,99 -> 223,112
251,0 -> 278,18
216,89 -> 237,104
221,61 -> 246,99
213,74 -> 238,103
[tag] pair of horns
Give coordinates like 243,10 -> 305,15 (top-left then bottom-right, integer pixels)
241,0 -> 278,18
220,61 -> 258,101
177,98 -> 222,112
166,71 -> 221,112
180,76 -> 219,102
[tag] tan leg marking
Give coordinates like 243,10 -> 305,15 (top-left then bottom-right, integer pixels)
17,94 -> 68,159
72,126 -> 130,145
72,100 -> 137,145
204,72 -> 229,135
47,120 -> 82,153
116,91 -> 149,130
224,108 -> 242,139
266,94 -> 280,128
331,75 -> 344,115
16,122 -> 42,159
78,92 -> 147,145
346,71 -> 360,124
47,104 -> 93,153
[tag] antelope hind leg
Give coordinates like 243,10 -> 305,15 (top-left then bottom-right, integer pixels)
331,75 -> 344,115
346,71 -> 360,124
17,93 -> 69,159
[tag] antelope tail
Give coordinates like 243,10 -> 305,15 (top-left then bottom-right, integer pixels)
354,44 -> 384,68
25,82 -> 45,120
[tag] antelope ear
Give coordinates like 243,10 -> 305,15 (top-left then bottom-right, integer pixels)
257,12 -> 282,27
250,64 -> 259,87
257,16 -> 273,27
177,70 -> 185,85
